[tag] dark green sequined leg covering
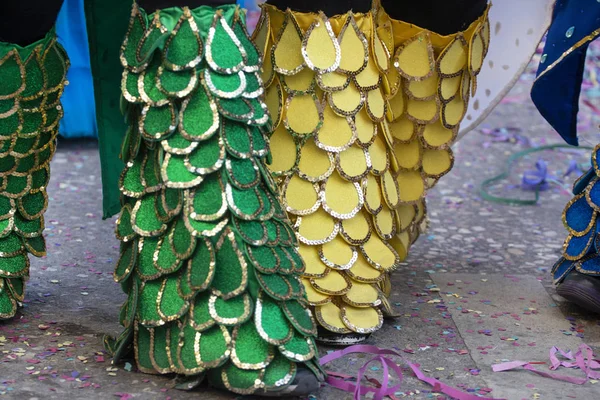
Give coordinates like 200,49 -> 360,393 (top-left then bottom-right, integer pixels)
105,3 -> 324,394
0,33 -> 69,319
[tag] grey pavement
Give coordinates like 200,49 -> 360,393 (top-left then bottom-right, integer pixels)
1,78 -> 600,400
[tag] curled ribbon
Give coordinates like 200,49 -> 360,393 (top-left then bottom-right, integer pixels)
492,343 -> 600,384
319,345 -> 502,400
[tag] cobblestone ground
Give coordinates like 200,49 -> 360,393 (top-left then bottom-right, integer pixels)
1,73 -> 600,399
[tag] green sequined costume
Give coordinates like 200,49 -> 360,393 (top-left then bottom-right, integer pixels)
105,3 -> 324,394
0,32 -> 69,319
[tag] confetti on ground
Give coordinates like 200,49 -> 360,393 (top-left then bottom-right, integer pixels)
2,37 -> 600,400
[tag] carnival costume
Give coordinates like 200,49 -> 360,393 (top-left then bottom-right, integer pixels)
0,2 -> 69,319
254,0 -> 490,340
538,0 -> 600,315
103,2 -> 323,395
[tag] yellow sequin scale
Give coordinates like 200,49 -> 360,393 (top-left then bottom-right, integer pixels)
255,5 -> 399,334
376,5 -> 491,253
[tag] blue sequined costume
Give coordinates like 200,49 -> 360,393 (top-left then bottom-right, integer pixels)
531,1 -> 600,283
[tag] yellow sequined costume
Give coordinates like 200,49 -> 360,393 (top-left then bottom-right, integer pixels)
253,3 -> 490,336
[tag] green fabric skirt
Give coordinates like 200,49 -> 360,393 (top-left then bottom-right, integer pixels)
85,0 -> 133,218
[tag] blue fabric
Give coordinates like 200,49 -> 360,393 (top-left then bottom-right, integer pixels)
565,227 -> 595,259
55,0 -> 97,138
565,194 -> 594,234
530,0 -> 600,146
573,167 -> 595,195
588,178 -> 600,208
539,2 -> 600,283
552,257 -> 575,283
558,145 -> 600,279
579,254 -> 600,275
237,0 -> 261,10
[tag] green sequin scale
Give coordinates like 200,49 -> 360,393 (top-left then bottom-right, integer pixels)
105,4 -> 323,394
0,34 -> 69,319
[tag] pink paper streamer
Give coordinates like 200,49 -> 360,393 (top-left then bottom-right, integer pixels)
492,344 -> 600,384
319,345 -> 502,400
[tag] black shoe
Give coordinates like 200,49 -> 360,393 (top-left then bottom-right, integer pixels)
316,327 -> 370,346
258,367 -> 321,397
556,270 -> 600,314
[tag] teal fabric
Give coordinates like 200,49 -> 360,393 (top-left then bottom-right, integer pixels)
85,0 -> 133,218
56,0 -> 98,139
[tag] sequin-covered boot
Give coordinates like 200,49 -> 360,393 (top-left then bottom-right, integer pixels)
103,2 -> 324,395
552,160 -> 600,315
253,1 -> 490,342
0,33 -> 69,319
528,0 -> 600,316
374,0 -> 490,262
254,2 -> 401,343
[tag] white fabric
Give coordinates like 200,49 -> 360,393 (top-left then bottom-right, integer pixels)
459,0 -> 556,138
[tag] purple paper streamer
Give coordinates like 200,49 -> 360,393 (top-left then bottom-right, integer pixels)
492,343 -> 600,385
320,345 -> 502,400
